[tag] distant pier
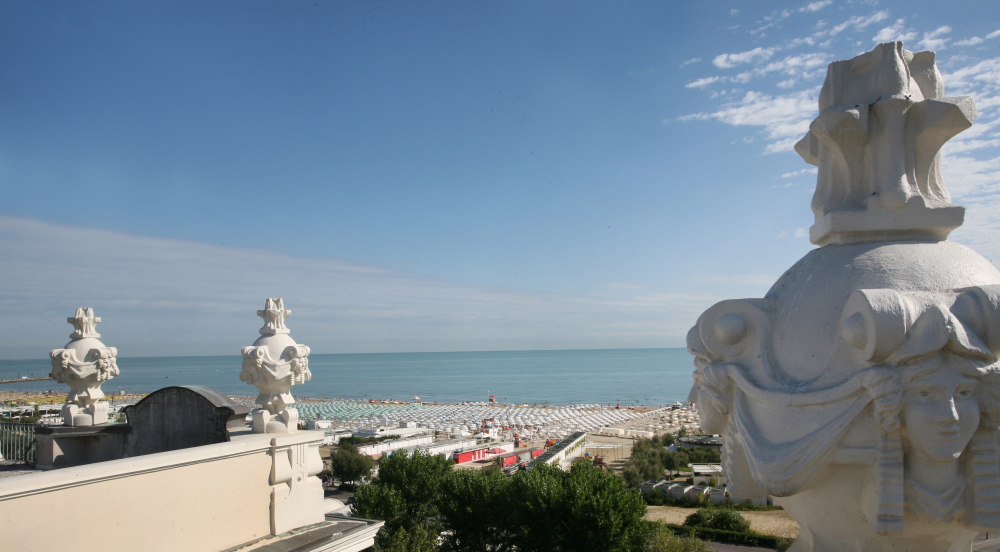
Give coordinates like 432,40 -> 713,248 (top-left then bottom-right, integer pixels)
0,377 -> 54,385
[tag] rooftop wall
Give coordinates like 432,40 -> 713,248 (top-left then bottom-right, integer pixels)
0,430 -> 325,552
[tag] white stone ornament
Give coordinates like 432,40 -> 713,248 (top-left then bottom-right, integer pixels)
794,41 -> 975,246
689,43 -> 1000,552
49,308 -> 119,426
240,298 -> 312,434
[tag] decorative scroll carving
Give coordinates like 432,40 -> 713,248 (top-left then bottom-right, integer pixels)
49,308 -> 119,426
268,433 -> 324,535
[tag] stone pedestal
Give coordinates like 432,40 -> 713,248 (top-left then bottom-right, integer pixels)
35,424 -> 131,470
268,431 -> 325,535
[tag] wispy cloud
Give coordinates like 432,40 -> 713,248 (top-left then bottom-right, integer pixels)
781,168 -> 818,178
686,76 -> 722,89
824,10 -> 889,36
800,0 -> 833,12
713,47 -> 775,69
680,88 -> 819,153
680,57 -> 702,68
919,26 -> 953,51
872,19 -> 917,43
0,217 -> 716,358
987,30 -> 1000,40
954,36 -> 985,47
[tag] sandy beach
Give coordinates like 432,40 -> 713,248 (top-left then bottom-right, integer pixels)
644,506 -> 800,539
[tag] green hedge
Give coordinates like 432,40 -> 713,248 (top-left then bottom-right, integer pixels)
664,524 -> 779,548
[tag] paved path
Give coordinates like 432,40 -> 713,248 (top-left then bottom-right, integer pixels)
709,543 -> 774,552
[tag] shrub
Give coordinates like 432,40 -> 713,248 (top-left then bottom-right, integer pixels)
629,520 -> 707,552
683,508 -> 751,533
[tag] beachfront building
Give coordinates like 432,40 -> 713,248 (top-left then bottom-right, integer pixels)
529,431 -> 588,467
690,463 -> 725,486
676,434 -> 722,451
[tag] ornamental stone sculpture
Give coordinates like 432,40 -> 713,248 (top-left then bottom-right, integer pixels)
240,298 -> 312,433
50,308 -> 119,426
688,42 -> 1000,552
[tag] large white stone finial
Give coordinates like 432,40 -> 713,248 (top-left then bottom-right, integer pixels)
241,298 -> 312,434
50,308 -> 119,426
688,44 -> 1000,552
795,42 -> 976,246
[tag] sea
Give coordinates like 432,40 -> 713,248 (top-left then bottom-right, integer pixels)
0,348 -> 696,407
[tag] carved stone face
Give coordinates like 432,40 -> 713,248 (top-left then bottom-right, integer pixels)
901,357 -> 980,464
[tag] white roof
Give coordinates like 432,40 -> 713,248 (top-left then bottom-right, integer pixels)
690,463 -> 723,474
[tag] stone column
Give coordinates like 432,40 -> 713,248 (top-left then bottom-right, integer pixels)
49,308 -> 119,426
240,298 -> 312,434
687,42 -> 1000,552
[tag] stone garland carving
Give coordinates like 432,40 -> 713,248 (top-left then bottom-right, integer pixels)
49,308 -> 120,426
688,43 -> 1000,551
240,298 -> 312,434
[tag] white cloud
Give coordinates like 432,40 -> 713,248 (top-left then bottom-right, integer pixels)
755,52 -> 830,77
801,0 -> 833,12
681,57 -> 702,67
680,88 -> 819,153
795,228 -> 809,238
702,53 -> 829,87
918,26 -> 952,50
987,30 -> 1000,40
954,37 -> 984,47
765,137 -> 803,154
0,217 -> 714,358
873,19 -> 917,43
945,138 -> 1000,154
781,168 -> 818,178
686,76 -> 723,89
943,152 -> 1000,261
827,10 -> 890,36
730,9 -> 739,16
941,58 -> 1000,103
713,47 -> 775,69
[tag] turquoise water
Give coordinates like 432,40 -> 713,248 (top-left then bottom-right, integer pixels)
0,348 -> 696,407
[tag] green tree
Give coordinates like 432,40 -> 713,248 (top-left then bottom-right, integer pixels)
622,465 -> 644,488
329,441 -> 374,488
438,469 -> 515,552
375,524 -> 439,552
557,460 -> 648,552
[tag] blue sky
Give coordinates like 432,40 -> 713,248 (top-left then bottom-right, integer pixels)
2,0 -> 999,358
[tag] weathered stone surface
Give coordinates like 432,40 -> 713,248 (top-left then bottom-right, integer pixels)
689,43 -> 1000,552
794,42 -> 974,246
